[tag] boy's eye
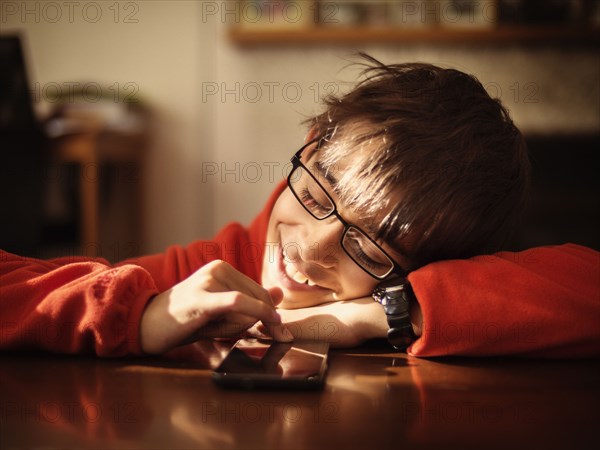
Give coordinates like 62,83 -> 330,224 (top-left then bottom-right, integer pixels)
344,233 -> 389,271
299,187 -> 331,216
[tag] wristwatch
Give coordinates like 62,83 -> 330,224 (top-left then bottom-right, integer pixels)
372,277 -> 417,351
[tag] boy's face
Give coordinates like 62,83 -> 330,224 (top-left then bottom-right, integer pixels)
261,139 -> 407,309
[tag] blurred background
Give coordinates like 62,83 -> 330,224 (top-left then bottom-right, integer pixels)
1,0 -> 598,261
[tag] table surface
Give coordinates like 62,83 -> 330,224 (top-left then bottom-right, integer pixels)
1,340 -> 598,450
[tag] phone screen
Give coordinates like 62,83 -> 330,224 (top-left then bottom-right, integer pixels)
212,339 -> 329,390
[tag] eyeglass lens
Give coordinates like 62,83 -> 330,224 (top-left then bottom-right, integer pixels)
290,165 -> 334,219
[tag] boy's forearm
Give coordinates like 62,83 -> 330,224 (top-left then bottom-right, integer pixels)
272,297 -> 423,348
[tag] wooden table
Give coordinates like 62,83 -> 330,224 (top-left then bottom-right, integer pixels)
1,341 -> 598,449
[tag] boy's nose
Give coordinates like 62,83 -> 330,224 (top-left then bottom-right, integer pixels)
298,219 -> 345,267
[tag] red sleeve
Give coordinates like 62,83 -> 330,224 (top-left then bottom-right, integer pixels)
118,224 -> 257,293
407,244 -> 600,358
0,251 -> 158,356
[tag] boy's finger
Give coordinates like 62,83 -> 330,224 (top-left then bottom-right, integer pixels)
208,292 -> 293,342
245,324 -> 270,339
215,261 -> 279,308
262,320 -> 294,343
255,320 -> 299,341
267,287 -> 284,306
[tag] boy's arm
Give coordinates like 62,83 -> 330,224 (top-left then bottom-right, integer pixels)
409,243 -> 599,358
250,297 -> 416,348
0,250 -> 158,356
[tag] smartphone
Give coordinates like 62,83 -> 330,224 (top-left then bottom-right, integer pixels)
212,338 -> 329,390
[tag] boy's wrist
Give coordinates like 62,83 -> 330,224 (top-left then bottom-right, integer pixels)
363,299 -> 390,341
357,298 -> 422,342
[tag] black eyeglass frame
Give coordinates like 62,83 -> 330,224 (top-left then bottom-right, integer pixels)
287,139 -> 407,280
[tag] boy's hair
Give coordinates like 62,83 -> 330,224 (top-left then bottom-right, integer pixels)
307,53 -> 530,269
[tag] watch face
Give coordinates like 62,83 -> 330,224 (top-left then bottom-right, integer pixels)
372,287 -> 386,305
372,278 -> 409,303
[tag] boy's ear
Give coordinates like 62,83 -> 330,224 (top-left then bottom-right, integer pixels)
304,126 -> 320,144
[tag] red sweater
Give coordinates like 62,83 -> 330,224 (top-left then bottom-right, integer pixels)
1,183 -> 598,357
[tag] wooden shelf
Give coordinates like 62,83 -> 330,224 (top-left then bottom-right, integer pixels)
229,25 -> 600,47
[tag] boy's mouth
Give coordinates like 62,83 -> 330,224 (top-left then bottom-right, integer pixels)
277,246 -> 327,292
283,257 -> 319,286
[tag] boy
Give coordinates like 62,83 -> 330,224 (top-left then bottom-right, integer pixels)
1,55 -> 598,357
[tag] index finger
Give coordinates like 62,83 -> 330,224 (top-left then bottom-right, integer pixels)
209,291 -> 293,342
213,260 -> 280,311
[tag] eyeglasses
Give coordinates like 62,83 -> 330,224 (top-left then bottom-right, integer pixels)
287,139 -> 407,280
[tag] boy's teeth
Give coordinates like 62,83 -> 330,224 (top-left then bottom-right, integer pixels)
282,248 -> 320,286
293,271 -> 308,284
283,260 -> 310,284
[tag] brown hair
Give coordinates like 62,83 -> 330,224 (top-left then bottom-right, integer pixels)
307,53 -> 530,269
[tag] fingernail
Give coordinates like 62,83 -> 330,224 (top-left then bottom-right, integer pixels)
282,327 -> 294,341
271,311 -> 282,323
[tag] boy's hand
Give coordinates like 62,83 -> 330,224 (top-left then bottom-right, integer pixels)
139,260 -> 293,354
248,298 -> 387,348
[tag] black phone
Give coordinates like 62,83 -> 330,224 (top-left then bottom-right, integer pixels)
212,338 -> 329,390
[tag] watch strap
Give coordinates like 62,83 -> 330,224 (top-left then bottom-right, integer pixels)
372,277 -> 417,351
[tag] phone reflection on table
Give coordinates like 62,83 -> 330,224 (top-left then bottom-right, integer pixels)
213,339 -> 329,389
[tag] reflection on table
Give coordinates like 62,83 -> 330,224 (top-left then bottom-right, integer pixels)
1,340 -> 598,449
